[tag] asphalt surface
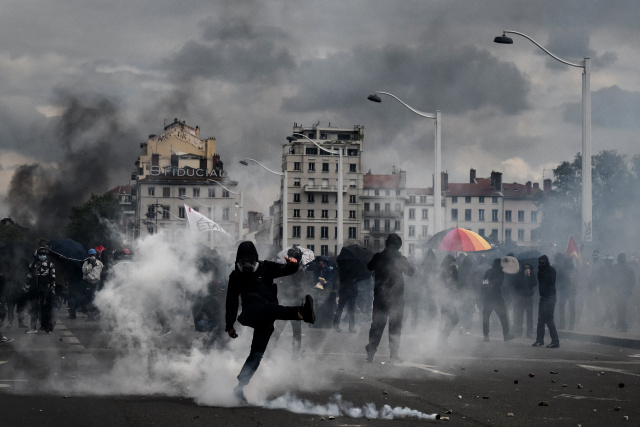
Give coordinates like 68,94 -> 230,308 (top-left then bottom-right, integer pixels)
1,314 -> 640,426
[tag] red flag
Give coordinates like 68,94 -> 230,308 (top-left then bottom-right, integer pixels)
565,235 -> 582,266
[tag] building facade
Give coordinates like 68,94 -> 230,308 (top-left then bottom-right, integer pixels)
278,123 -> 365,256
133,118 -> 242,251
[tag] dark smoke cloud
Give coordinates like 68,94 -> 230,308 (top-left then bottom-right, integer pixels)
7,91 -> 141,237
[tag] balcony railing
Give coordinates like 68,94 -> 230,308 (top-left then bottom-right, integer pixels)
304,184 -> 347,193
362,210 -> 403,218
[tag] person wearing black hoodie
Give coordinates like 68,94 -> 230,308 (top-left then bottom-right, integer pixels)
532,255 -> 560,348
365,233 -> 414,363
225,241 -> 315,404
481,258 -> 515,342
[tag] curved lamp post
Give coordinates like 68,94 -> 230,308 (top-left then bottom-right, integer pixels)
288,132 -> 344,254
240,158 -> 287,252
368,92 -> 442,235
494,30 -> 592,242
179,194 -> 215,249
207,179 -> 244,241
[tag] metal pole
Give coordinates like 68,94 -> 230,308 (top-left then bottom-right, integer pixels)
238,191 -> 244,241
282,170 -> 288,252
434,110 -> 442,235
337,147 -> 344,254
582,57 -> 592,242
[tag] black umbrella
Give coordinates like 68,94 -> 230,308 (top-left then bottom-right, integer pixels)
336,244 -> 374,283
46,239 -> 87,262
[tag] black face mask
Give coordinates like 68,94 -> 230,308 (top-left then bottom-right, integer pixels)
237,259 -> 258,273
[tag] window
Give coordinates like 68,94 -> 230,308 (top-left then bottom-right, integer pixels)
321,210 -> 329,218
384,203 -> 390,212
308,178 -> 315,188
163,187 -> 170,198
208,188 -> 216,197
395,203 -> 401,212
478,228 -> 485,237
293,194 -> 301,203
420,196 -> 427,204
422,209 -> 428,220
518,229 -> 525,241
348,227 -> 357,239
492,196 -> 498,204
409,209 -> 415,219
349,164 -> 357,172
409,244 -> 415,255
306,147 -> 318,155
222,189 -> 229,198
307,244 -> 315,252
394,220 -> 401,231
364,202 -> 370,211
321,245 -> 329,256
492,209 -> 499,222
349,210 -> 356,219
374,189 -> 379,196
451,196 -> 458,204
147,225 -> 155,234
349,179 -> 356,188
505,210 -> 512,222
308,210 -> 314,218
518,210 -> 525,222
222,208 -> 229,221
396,190 -> 401,196
347,149 -> 358,156
385,190 -> 390,196
294,162 -> 301,171
451,209 -> 458,221
374,203 -> 380,212
374,219 -> 380,231
292,226 -> 301,238
178,207 -> 185,218
479,196 -> 485,204
374,240 -> 380,251
531,211 -> 538,223
408,226 -> 415,237
491,229 -> 498,239
293,209 -> 300,218
307,226 -> 315,238
162,206 -> 170,219
322,163 -> 329,172
321,179 -> 329,188
505,229 -> 512,241
178,188 -> 186,197
193,188 -> 200,197
349,195 -> 357,203
308,162 -> 315,171
409,195 -> 416,203
293,178 -> 301,187
308,194 -> 315,203
322,194 -> 329,203
321,226 -> 329,239
422,226 -> 429,237
465,209 -> 472,221
478,209 -> 485,222
364,219 -> 370,230
465,196 -> 472,203
148,187 -> 155,196
384,220 -> 390,232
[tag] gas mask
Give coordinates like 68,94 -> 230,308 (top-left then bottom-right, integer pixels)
237,259 -> 258,273
38,254 -> 47,262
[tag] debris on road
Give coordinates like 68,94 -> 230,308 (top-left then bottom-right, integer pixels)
514,380 -> 519,384
551,379 -> 556,383
578,384 -> 583,389
328,416 -> 335,420
529,373 -> 535,377
507,412 -> 514,417
440,416 -> 450,421
550,371 -> 558,374
445,410 -> 452,414
614,407 -> 621,411
619,383 -> 625,388
624,416 -> 629,420
538,401 -> 549,406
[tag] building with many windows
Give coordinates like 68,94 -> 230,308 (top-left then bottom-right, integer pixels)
278,123 -> 365,256
133,118 -> 241,251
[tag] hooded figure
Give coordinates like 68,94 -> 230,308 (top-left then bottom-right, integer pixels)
25,247 -> 56,333
532,255 -> 560,348
225,241 -> 315,404
365,233 -> 414,363
481,258 -> 515,342
438,254 -> 461,342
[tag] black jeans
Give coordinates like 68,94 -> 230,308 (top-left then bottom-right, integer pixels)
513,295 -> 534,336
367,299 -> 404,357
482,296 -> 510,339
333,293 -> 356,330
536,296 -> 559,344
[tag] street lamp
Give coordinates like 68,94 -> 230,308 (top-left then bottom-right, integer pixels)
368,92 -> 442,235
494,30 -> 592,242
240,158 -> 288,252
179,194 -> 215,249
288,132 -> 344,254
207,179 -> 244,241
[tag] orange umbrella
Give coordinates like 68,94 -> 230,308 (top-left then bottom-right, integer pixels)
437,228 -> 492,252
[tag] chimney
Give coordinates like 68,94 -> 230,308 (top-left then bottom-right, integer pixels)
490,171 -> 502,191
170,153 -> 179,168
441,171 -> 449,191
399,170 -> 407,189
151,153 -> 159,167
526,181 -> 532,195
195,126 -> 200,138
470,168 -> 476,183
199,157 -> 207,170
543,178 -> 552,192
533,182 -> 540,191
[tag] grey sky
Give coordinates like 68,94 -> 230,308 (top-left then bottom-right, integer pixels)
1,0 -> 639,221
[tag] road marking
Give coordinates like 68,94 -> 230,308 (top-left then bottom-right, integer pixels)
555,394 -> 625,401
399,361 -> 456,377
629,354 -> 640,358
577,364 -> 640,377
0,384 -> 9,388
0,361 -> 7,365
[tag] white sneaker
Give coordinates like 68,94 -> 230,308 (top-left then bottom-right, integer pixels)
0,336 -> 14,344
26,328 -> 39,334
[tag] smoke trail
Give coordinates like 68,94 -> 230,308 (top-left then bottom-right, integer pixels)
262,393 -> 439,420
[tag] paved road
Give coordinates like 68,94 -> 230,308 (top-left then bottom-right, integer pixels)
1,317 -> 640,426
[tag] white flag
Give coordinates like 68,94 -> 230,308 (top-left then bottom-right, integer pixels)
184,204 -> 232,239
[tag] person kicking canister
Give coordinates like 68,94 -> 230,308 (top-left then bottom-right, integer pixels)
225,241 -> 315,404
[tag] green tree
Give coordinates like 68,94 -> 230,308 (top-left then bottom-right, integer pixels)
65,193 -> 123,249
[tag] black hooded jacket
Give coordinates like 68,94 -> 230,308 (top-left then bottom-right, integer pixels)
537,255 -> 557,298
367,235 -> 414,307
481,258 -> 505,298
225,241 -> 298,330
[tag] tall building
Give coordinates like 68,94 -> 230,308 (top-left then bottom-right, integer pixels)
133,118 -> 241,251
279,123 -> 365,256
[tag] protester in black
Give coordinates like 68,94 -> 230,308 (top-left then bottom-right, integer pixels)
512,263 -> 537,338
532,255 -> 560,348
481,258 -> 515,342
225,242 -> 315,404
25,247 -> 56,333
365,233 -> 414,363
